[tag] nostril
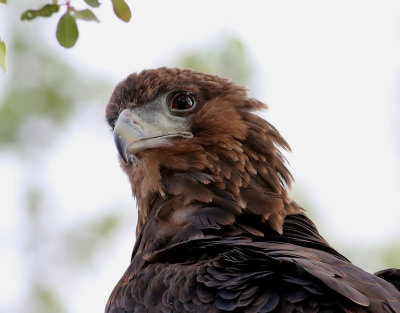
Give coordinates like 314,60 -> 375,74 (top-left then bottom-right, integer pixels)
124,111 -> 142,127
131,118 -> 142,127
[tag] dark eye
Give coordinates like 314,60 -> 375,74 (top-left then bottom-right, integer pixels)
170,93 -> 195,111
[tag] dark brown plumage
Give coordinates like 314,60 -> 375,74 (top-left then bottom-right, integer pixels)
105,67 -> 400,313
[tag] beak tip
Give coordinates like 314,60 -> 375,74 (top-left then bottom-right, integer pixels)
114,132 -> 129,165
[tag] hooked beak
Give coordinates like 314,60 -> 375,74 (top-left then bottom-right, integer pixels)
113,108 -> 193,164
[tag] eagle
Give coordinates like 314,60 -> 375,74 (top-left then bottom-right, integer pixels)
104,67 -> 400,313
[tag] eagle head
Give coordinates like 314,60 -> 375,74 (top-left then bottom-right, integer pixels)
106,67 -> 301,236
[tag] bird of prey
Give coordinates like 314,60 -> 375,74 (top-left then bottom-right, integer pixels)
105,67 -> 400,313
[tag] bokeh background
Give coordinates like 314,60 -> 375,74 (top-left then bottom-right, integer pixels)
1,1 -> 399,312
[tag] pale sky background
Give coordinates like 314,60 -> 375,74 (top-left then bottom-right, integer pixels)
1,1 -> 400,312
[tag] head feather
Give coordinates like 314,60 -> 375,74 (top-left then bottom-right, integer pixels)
106,67 -> 301,243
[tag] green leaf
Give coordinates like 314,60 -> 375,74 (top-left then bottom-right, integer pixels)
74,9 -> 100,22
84,0 -> 101,8
111,0 -> 131,22
0,38 -> 6,73
0,0 -> 7,4
21,4 -> 59,20
56,12 -> 79,48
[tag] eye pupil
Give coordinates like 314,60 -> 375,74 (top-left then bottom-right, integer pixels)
171,93 -> 194,111
176,96 -> 191,110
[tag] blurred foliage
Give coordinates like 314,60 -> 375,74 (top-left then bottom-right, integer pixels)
0,36 -> 73,145
0,9 -> 125,313
33,283 -> 66,313
0,36 -> 6,72
65,213 -> 122,265
0,1 -> 6,72
0,28 -> 109,148
177,36 -> 254,87
381,241 -> 400,268
21,187 -> 124,313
